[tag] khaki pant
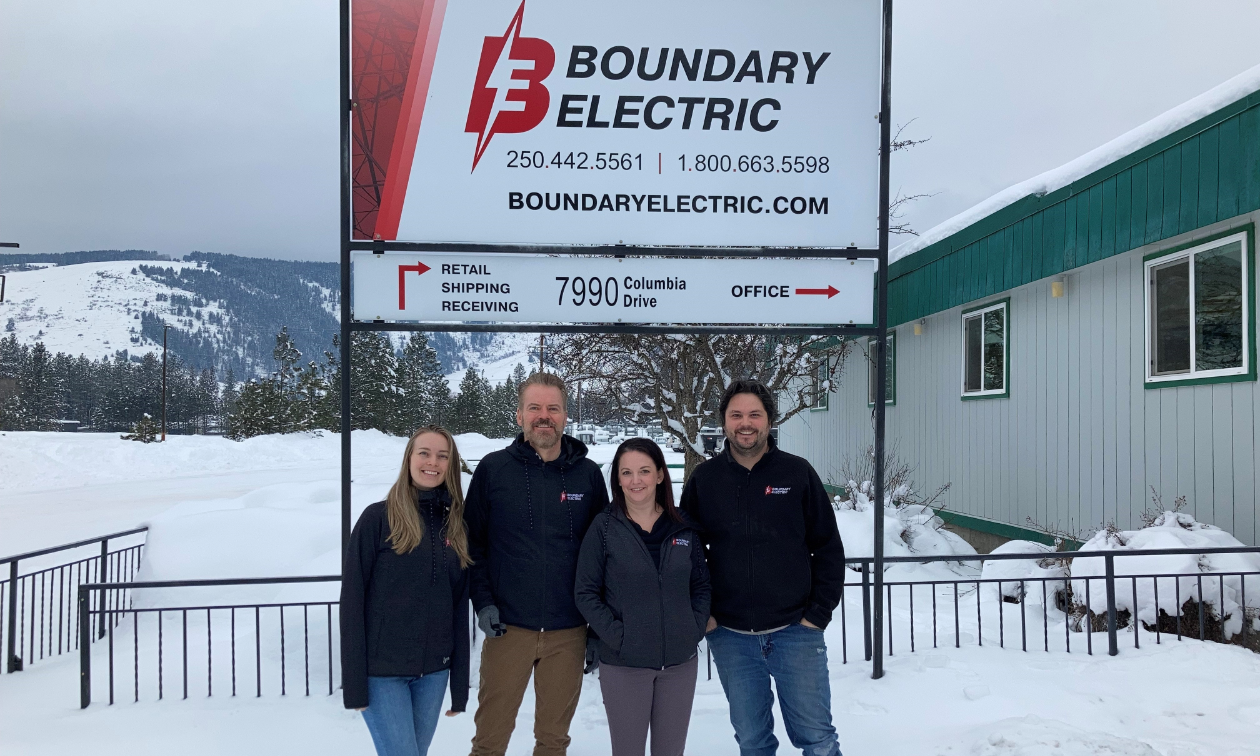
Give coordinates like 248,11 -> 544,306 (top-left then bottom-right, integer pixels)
470,625 -> 586,756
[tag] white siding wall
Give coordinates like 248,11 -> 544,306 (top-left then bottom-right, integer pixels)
780,213 -> 1260,545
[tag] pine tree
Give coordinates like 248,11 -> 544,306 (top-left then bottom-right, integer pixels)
121,413 -> 159,443
18,342 -> 66,430
272,326 -> 302,393
225,379 -> 288,439
395,332 -> 449,434
307,337 -> 341,432
350,332 -> 398,431
450,368 -> 491,435
221,367 -> 240,420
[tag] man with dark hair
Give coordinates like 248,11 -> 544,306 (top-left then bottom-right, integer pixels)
465,373 -> 609,756
681,378 -> 846,756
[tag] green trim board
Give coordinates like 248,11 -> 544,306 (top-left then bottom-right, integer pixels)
1140,223 -> 1258,388
818,483 -> 1080,549
886,92 -> 1260,327
933,509 -> 1082,550
960,297 -> 1011,400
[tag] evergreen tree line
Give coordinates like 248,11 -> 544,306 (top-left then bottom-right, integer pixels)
0,332 -> 222,433
0,327 -> 532,440
224,329 -> 529,440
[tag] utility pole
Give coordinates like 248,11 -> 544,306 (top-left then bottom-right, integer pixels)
539,333 -> 545,373
161,325 -> 170,441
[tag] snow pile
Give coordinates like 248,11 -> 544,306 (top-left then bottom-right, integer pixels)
894,62 -> 1260,264
979,541 -> 1069,607
834,480 -> 976,580
1071,511 -> 1260,638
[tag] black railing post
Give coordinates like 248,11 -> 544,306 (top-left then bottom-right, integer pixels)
6,560 -> 19,672
98,540 -> 109,640
862,562 -> 872,662
1104,554 -> 1119,656
79,586 -> 91,708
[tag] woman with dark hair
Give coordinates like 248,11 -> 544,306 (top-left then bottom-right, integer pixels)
340,426 -> 471,756
575,437 -> 710,756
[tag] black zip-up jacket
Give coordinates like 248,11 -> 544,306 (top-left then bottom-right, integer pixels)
465,434 -> 609,631
340,486 -> 469,711
574,509 -> 710,669
680,436 -> 845,631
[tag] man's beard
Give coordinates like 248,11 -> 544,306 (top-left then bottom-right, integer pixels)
726,426 -> 767,455
526,421 -> 560,448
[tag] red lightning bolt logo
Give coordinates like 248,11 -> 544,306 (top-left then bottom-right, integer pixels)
464,1 -> 554,171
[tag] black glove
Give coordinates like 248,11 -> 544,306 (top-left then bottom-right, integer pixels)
477,606 -> 507,638
583,636 -> 599,674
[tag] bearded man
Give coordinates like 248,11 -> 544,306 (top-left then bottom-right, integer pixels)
681,379 -> 846,756
465,372 -> 609,756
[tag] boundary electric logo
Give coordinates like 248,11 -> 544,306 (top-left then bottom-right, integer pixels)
465,1 -> 555,171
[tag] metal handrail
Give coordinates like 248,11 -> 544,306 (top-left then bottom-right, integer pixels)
79,575 -> 342,707
841,545 -> 1260,565
4,527 -> 148,674
0,527 -> 149,566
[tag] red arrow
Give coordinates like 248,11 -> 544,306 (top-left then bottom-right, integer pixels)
795,285 -> 839,298
398,261 -> 431,309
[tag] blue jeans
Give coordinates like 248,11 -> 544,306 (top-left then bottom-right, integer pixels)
707,624 -> 841,756
360,671 -> 449,756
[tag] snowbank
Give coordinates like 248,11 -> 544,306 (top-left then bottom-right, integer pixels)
979,540 -> 1069,606
0,429 -> 406,494
834,480 -> 977,581
1071,512 -> 1260,638
893,63 -> 1260,264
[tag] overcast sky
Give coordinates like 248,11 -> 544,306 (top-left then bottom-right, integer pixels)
2,0 -> 1259,262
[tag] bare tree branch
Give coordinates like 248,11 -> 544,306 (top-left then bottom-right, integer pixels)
552,334 -> 853,477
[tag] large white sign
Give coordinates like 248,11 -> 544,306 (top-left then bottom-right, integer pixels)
354,0 -> 881,248
352,251 -> 875,325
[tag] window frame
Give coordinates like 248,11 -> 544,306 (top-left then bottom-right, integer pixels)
1143,227 -> 1256,388
810,355 -> 830,411
867,331 -> 896,406
960,298 -> 1010,400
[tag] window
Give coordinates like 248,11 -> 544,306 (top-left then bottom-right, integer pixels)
811,356 -> 829,410
1145,231 -> 1251,385
961,300 -> 1008,398
867,332 -> 896,405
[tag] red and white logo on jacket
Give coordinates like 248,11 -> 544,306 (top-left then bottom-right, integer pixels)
465,1 -> 555,171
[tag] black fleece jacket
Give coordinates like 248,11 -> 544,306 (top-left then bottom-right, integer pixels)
465,434 -> 609,631
340,486 -> 469,711
680,436 -> 845,631
575,508 -> 710,669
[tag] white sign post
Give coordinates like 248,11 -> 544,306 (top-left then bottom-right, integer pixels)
352,251 -> 875,325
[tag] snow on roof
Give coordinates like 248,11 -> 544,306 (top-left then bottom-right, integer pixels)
892,62 -> 1260,265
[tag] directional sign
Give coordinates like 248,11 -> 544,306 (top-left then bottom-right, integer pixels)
351,251 -> 875,325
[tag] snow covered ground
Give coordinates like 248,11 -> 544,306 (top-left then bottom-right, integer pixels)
2,431 -> 1259,755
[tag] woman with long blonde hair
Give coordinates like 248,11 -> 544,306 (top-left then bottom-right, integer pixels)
341,426 -> 472,756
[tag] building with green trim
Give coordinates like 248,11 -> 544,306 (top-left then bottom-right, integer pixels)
780,67 -> 1260,549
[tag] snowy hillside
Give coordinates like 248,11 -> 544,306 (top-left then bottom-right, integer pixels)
438,331 -> 537,387
0,252 -> 533,384
0,260 -> 219,363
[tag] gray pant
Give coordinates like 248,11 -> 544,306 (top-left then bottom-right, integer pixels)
598,655 -> 699,756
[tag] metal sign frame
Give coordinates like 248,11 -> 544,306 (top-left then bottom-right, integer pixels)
339,0 -> 894,679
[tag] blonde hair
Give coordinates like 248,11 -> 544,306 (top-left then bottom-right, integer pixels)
385,426 -> 472,567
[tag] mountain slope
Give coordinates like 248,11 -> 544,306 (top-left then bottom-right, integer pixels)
1,251 -> 531,384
